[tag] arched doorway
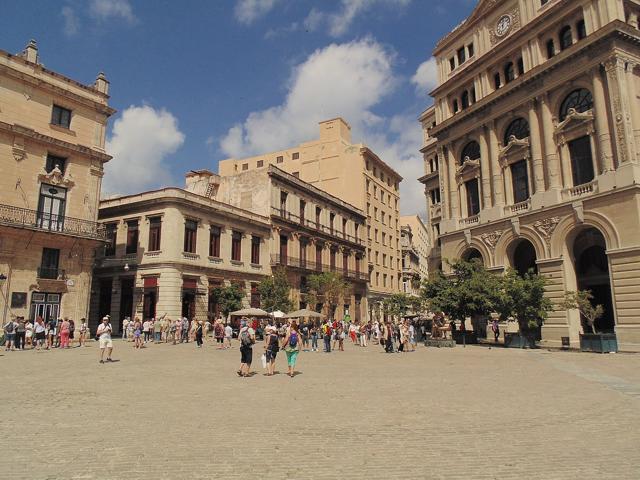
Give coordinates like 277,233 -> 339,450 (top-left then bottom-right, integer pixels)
462,248 -> 483,263
511,239 -> 538,276
573,228 -> 614,332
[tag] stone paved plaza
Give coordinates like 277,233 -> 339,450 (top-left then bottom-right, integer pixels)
2,339 -> 640,480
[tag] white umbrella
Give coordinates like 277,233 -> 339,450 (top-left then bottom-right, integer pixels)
229,308 -> 269,317
283,309 -> 324,319
271,310 -> 285,318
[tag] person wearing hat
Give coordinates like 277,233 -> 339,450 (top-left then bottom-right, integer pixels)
263,325 -> 279,376
97,316 -> 114,363
237,318 -> 255,377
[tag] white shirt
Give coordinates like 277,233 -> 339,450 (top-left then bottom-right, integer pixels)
97,323 -> 112,340
224,325 -> 233,338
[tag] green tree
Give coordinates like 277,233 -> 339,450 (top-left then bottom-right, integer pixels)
383,293 -> 413,318
421,259 -> 502,321
257,267 -> 292,313
497,268 -> 553,333
560,290 -> 603,334
210,284 -> 245,318
307,272 -> 352,319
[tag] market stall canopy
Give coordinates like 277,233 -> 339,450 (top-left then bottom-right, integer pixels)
271,310 -> 285,318
229,308 -> 269,317
283,309 -> 324,319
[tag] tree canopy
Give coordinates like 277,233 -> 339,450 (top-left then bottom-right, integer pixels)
306,272 -> 352,318
210,284 -> 245,317
257,267 -> 292,313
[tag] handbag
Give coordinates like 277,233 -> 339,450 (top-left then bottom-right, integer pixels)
261,353 -> 267,369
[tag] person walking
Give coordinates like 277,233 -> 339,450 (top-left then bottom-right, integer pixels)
491,319 -> 500,343
322,320 -> 332,353
181,317 -> 190,343
263,325 -> 279,376
69,319 -> 75,346
224,323 -> 233,349
46,318 -> 57,349
237,319 -> 255,377
59,317 -> 71,349
25,320 -> 34,349
337,324 -> 345,352
3,318 -> 17,351
301,323 -> 310,351
310,324 -> 319,352
195,320 -> 204,348
78,318 -> 88,347
142,319 -> 151,344
133,318 -> 143,349
33,317 -> 46,350
282,321 -> 302,378
122,317 -> 129,341
14,317 -> 26,350
97,316 -> 114,363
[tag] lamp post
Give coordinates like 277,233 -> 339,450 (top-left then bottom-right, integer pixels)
0,273 -> 8,326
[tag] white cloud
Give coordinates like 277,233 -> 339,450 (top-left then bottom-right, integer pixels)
219,38 -> 426,217
103,105 -> 185,195
89,0 -> 136,24
304,0 -> 412,37
234,0 -> 279,25
61,6 -> 79,37
411,56 -> 438,94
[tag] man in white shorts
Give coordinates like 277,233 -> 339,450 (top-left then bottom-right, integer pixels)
97,316 -> 114,363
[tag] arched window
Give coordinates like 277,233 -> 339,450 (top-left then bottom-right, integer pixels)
461,90 -> 470,109
504,62 -> 515,83
503,117 -> 530,145
559,26 -> 573,50
460,141 -> 480,164
559,88 -> 593,121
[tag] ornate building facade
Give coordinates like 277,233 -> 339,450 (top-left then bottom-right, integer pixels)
400,215 -> 430,296
0,40 -> 113,326
420,0 -> 640,349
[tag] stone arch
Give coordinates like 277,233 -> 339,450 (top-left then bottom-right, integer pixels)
454,138 -> 481,165
508,238 -> 538,275
452,237 -> 492,267
494,226 -> 546,267
549,211 -> 620,258
548,79 -> 593,122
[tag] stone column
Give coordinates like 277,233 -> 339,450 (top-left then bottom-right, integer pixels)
528,99 -> 546,193
604,56 -> 635,164
624,60 -> 640,163
539,94 -> 562,189
592,66 -> 615,171
446,145 -> 460,219
488,122 -> 505,206
438,146 -> 449,220
478,126 -> 492,208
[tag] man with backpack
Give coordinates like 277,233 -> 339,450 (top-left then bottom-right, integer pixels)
237,318 -> 255,377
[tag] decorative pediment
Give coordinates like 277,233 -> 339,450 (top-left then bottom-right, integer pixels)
499,136 -> 530,167
38,165 -> 75,188
455,157 -> 480,185
555,108 -> 594,138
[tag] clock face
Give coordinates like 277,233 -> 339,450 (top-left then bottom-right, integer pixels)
496,15 -> 512,37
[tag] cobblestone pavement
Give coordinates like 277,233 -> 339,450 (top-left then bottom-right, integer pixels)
2,339 -> 639,480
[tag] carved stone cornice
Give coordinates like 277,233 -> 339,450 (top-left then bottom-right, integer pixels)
38,165 -> 75,188
554,109 -> 594,142
455,157 -> 481,185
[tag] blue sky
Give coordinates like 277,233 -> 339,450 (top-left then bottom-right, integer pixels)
3,0 -> 476,215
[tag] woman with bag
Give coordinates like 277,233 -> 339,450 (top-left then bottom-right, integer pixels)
263,325 -> 279,376
282,321 -> 302,378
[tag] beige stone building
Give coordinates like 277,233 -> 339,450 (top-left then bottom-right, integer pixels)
0,40 -> 113,326
214,165 -> 368,321
218,118 -> 403,320
420,0 -> 640,349
400,214 -> 430,283
90,179 -> 271,333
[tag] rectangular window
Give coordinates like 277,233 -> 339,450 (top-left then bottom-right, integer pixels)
569,136 -> 595,186
183,219 -> 197,253
257,160 -> 263,167
467,43 -> 474,58
280,191 -> 288,215
209,226 -> 221,257
466,178 -> 481,217
280,234 -> 288,264
242,163 -> 248,171
45,154 -> 67,174
148,216 -> 162,251
51,105 -> 71,128
251,236 -> 260,264
316,244 -> 322,271
342,218 -> 347,236
39,248 -> 60,279
517,57 -> 525,75
315,206 -> 321,227
494,72 -> 501,90
37,183 -> 67,231
300,238 -> 307,267
105,223 -> 117,256
457,47 -> 466,65
511,160 -> 530,204
546,39 -> 555,59
330,248 -> 336,271
299,199 -> 306,224
329,212 -> 335,234
276,155 -> 284,163
449,57 -> 456,71
232,231 -> 242,261
292,152 -> 300,160
343,252 -> 348,274
126,220 -> 139,254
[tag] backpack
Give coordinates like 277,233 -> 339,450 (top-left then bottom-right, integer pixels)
289,332 -> 298,348
4,321 -> 14,334
240,329 -> 253,347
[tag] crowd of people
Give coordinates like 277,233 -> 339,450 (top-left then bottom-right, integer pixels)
3,316 -> 88,351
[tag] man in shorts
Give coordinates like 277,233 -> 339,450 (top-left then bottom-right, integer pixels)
97,316 -> 114,363
237,319 -> 255,377
3,318 -> 17,351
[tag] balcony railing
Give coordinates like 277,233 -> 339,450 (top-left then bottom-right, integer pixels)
460,214 -> 479,226
562,180 -> 598,200
270,254 -> 368,281
271,207 -> 364,246
504,199 -> 531,215
0,204 -> 106,240
37,267 -> 65,280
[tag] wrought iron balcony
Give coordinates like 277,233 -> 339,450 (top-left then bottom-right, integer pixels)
270,254 -> 368,281
0,204 -> 106,241
271,207 -> 365,247
37,267 -> 65,280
